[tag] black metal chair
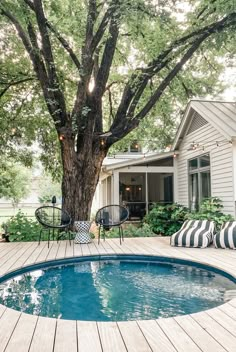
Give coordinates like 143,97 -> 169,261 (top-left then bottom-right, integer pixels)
35,206 -> 72,247
95,205 -> 129,245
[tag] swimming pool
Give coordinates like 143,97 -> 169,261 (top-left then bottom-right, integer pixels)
0,255 -> 235,321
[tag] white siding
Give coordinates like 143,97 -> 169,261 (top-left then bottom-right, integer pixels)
176,122 -> 235,216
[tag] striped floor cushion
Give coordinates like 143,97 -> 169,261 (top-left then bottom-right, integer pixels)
214,221 -> 236,249
170,220 -> 215,248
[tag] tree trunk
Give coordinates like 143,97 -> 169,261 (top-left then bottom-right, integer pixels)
60,136 -> 107,224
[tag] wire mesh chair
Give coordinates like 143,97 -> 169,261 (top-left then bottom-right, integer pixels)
35,206 -> 72,247
95,205 -> 129,245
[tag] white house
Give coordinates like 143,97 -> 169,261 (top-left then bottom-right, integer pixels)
95,100 -> 236,219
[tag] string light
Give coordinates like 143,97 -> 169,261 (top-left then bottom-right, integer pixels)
59,134 -> 65,141
173,151 -> 177,158
100,138 -> 105,146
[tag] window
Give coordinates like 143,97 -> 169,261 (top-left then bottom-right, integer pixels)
188,154 -> 211,211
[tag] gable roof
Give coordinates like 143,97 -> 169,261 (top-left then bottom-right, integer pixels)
172,100 -> 236,150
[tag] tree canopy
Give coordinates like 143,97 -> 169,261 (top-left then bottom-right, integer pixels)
0,160 -> 30,205
0,0 -> 235,219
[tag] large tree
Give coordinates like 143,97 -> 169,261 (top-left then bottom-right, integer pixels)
0,0 -> 236,221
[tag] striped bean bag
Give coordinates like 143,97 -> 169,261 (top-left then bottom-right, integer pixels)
170,220 -> 215,248
214,222 -> 236,249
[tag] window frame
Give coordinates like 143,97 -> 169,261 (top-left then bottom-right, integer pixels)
188,153 -> 211,210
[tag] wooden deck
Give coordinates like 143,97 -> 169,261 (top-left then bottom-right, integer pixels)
0,237 -> 236,352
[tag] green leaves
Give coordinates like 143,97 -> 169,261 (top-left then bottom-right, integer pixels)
0,160 -> 31,205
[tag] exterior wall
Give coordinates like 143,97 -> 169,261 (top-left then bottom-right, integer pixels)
177,122 -> 235,216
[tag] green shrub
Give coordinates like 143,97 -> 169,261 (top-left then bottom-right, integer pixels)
2,211 -> 41,242
144,203 -> 189,236
187,197 -> 234,230
105,223 -> 155,238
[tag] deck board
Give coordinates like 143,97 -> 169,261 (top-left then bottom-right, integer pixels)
191,311 -> 236,352
29,317 -> 56,352
98,321 -> 127,352
4,313 -> 38,352
0,237 -> 235,352
54,319 -> 77,352
77,321 -> 102,352
118,321 -> 152,352
137,320 -> 177,352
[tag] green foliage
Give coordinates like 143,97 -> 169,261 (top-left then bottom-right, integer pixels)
1,0 -> 236,174
0,160 -> 31,205
2,211 -> 41,242
104,223 -> 155,238
187,197 -> 234,230
38,175 -> 62,204
144,203 -> 189,236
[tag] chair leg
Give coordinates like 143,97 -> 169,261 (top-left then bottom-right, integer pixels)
121,225 -> 124,242
119,226 -> 121,245
48,229 -> 50,248
68,228 -> 71,246
38,228 -> 43,245
98,226 -> 101,244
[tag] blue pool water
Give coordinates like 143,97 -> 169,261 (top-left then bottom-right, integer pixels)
0,256 -> 235,321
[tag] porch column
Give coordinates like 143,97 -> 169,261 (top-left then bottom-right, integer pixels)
145,171 -> 148,214
173,155 -> 178,202
113,170 -> 120,204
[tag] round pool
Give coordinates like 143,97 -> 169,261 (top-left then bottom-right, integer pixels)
0,255 -> 235,321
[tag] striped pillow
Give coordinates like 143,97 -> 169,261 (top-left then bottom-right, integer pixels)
214,221 -> 236,249
170,220 -> 215,248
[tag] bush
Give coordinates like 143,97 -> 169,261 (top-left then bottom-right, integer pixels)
2,211 -> 41,242
187,197 -> 234,230
144,203 -> 189,236
105,223 -> 155,238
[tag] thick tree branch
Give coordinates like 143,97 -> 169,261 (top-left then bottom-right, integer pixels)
107,12 -> 236,144
91,2 -> 117,53
94,16 -> 119,97
23,0 -> 81,70
32,0 -> 67,122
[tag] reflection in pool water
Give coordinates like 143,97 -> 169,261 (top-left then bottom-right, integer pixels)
0,259 -> 235,321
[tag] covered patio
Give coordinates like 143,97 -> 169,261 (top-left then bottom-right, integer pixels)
98,151 -> 177,220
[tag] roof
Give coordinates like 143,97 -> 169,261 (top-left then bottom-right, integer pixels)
172,100 -> 236,150
103,151 -> 175,171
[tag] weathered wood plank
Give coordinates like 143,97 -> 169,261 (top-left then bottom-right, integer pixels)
157,317 -> 202,352
54,319 -> 77,352
0,308 -> 21,351
4,312 -> 37,352
137,320 -> 177,352
175,314 -> 226,352
98,321 -> 127,352
118,321 -> 152,352
55,241 -> 67,259
77,321 -> 102,352
206,308 -> 236,337
29,316 -> 56,352
219,302 -> 236,321
192,311 -> 236,352
24,241 -> 48,266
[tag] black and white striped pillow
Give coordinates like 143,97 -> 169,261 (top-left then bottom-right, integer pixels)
170,220 -> 214,248
214,221 -> 236,249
